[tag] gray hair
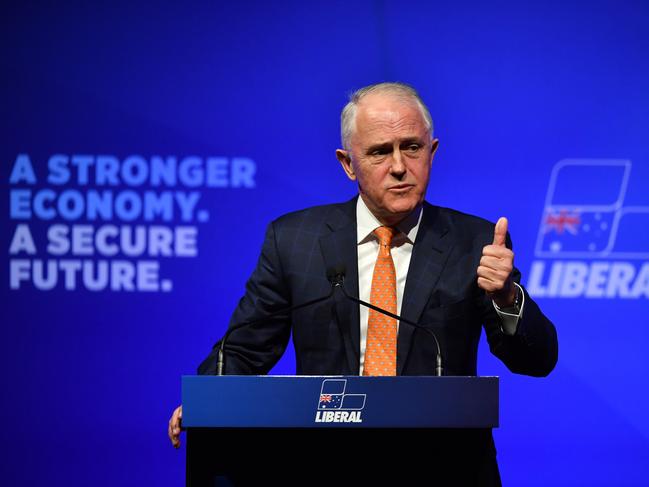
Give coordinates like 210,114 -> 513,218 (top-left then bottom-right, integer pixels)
340,82 -> 434,150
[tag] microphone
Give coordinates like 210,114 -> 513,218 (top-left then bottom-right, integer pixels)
326,264 -> 346,288
216,275 -> 339,375
328,265 -> 444,377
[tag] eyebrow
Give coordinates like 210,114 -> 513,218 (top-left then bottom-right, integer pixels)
365,137 -> 424,153
398,137 -> 424,146
365,142 -> 393,153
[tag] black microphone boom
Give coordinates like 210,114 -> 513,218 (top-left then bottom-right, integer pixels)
216,264 -> 443,377
330,265 -> 444,377
216,279 -> 338,375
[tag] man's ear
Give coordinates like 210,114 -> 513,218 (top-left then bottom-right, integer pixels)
430,138 -> 440,159
336,149 -> 357,181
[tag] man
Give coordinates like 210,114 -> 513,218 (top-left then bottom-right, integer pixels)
169,82 -> 558,483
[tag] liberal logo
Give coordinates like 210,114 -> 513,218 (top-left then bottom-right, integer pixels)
314,379 -> 366,423
528,159 -> 649,298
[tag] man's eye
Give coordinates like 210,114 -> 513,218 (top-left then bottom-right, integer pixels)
406,144 -> 420,152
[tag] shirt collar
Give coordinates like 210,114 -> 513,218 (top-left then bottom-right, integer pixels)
356,196 -> 423,245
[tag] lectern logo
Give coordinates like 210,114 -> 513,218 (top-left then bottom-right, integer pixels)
528,159 -> 649,299
314,379 -> 366,423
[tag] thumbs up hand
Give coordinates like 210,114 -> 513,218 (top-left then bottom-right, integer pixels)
477,217 -> 517,307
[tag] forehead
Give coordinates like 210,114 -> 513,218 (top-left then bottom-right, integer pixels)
354,93 -> 427,143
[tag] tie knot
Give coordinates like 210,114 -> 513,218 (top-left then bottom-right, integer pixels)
374,226 -> 396,247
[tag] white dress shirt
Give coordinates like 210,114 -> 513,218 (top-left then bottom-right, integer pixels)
355,197 -> 524,374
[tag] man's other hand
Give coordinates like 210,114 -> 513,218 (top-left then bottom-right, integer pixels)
168,405 -> 183,448
477,217 -> 516,307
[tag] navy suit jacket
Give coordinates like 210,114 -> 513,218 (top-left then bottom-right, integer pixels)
198,197 -> 558,378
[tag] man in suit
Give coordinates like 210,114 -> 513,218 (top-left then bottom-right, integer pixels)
169,82 -> 558,484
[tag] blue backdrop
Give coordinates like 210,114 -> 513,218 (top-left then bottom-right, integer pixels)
2,1 -> 648,485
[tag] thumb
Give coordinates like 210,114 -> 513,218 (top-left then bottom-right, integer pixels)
493,217 -> 508,246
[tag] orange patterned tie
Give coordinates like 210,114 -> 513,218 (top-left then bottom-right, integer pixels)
363,226 -> 398,376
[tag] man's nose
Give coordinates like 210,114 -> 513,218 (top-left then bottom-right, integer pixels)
389,150 -> 407,177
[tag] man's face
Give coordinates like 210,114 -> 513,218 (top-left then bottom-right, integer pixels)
337,93 -> 439,226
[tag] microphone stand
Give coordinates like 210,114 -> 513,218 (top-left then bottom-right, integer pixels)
216,267 -> 443,377
216,283 -> 337,375
330,270 -> 444,377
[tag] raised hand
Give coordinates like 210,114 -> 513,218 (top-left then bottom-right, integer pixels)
477,217 -> 516,308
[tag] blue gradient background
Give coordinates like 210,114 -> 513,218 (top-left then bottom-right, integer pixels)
2,2 -> 648,485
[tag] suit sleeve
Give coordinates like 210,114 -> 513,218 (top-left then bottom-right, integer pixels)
197,221 -> 292,375
481,234 -> 558,377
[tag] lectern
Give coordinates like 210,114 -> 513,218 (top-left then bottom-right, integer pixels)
182,375 -> 499,486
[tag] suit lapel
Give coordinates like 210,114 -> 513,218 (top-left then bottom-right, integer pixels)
319,197 -> 360,374
397,203 -> 453,375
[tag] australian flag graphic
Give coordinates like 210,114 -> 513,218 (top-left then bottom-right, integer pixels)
541,208 -> 613,254
537,160 -> 631,256
316,379 -> 367,410
318,380 -> 345,410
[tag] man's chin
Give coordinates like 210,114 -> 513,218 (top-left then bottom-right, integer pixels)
361,193 -> 422,225
387,197 -> 420,216
379,201 -> 420,224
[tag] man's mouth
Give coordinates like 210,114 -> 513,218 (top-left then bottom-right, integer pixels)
388,184 -> 414,191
